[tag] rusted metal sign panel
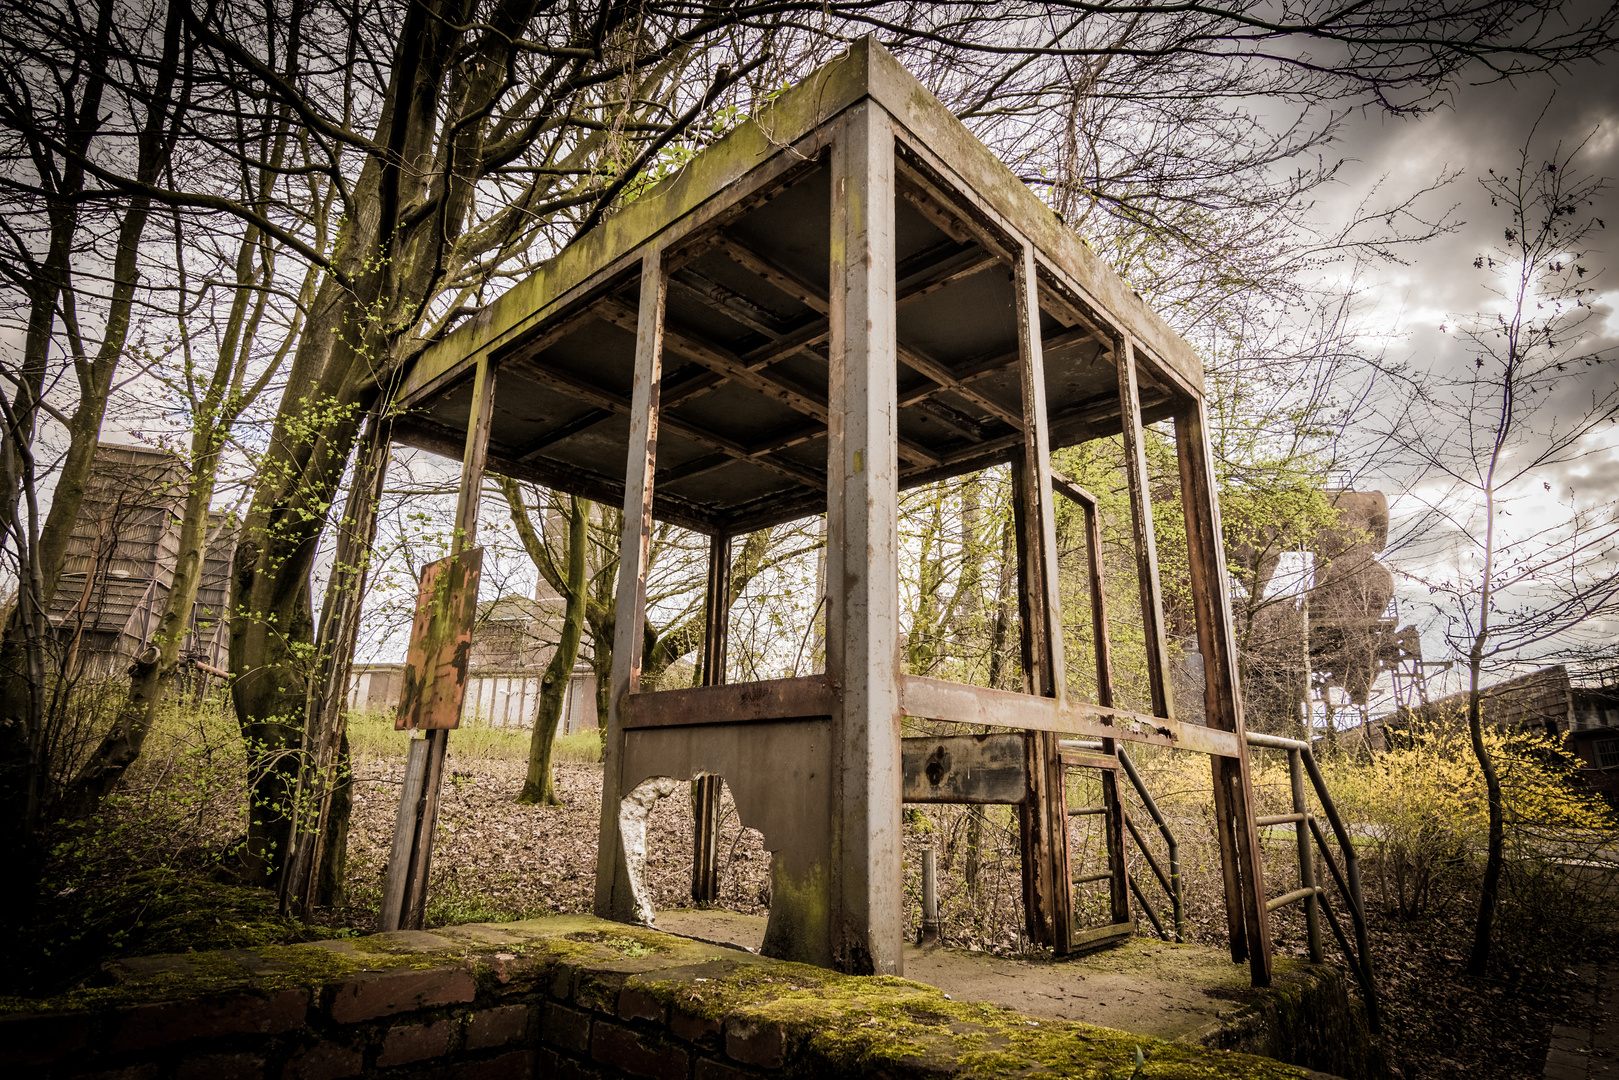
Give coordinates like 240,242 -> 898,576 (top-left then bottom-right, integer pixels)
901,733 -> 1028,804
396,547 -> 484,731
900,675 -> 1242,758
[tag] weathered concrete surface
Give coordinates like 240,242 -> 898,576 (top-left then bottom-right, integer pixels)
657,908 -> 1382,1079
2,913 -> 1348,1080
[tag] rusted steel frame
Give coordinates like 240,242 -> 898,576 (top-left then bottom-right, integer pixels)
899,340 -> 1024,430
622,674 -> 833,729
717,231 -> 1014,439
717,235 -> 831,314
1129,874 -> 1169,941
826,101 -> 905,976
1176,395 -> 1272,985
712,386 -> 1170,539
403,142 -> 830,412
513,407 -> 613,460
917,387 -> 1169,475
1116,747 -> 1185,942
894,136 -> 1203,431
1010,240 -> 1073,955
509,353 -> 826,491
393,417 -> 723,535
671,268 -> 799,340
891,158 -> 1122,375
385,355 -> 497,932
1124,812 -> 1175,908
1116,335 -> 1176,721
636,289 -> 941,469
1051,464 -> 1131,929
656,452 -> 731,487
930,326 -> 1097,391
595,247 -> 668,922
1289,748 -> 1324,962
899,675 -> 1241,756
691,531 -> 731,903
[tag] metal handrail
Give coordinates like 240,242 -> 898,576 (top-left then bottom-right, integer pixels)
1245,731 -> 1381,1034
1116,747 -> 1187,943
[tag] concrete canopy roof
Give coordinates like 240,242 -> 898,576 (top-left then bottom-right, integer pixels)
395,38 -> 1206,536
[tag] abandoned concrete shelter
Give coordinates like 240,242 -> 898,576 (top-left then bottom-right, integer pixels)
361,38 -> 1377,1005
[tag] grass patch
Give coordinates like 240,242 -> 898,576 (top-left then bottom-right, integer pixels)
346,710 -> 601,764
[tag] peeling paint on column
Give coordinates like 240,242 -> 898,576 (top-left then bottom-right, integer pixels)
620,776 -> 679,925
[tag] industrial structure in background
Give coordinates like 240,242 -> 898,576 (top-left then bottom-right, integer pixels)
46,443 -> 235,684
1230,489 -> 1424,735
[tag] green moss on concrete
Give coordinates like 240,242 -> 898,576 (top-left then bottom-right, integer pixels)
0,912 -> 1324,1079
621,949 -> 1312,1079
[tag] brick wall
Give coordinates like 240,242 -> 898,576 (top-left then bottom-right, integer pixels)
0,915 -> 1320,1080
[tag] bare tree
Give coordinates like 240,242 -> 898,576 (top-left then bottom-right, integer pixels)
1383,123 -> 1618,975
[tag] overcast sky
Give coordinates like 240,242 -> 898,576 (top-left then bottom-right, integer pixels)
1308,50 -> 1619,699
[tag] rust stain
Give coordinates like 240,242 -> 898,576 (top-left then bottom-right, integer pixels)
396,547 -> 485,731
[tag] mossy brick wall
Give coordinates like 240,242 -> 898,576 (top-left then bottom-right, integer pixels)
1,914 -> 1331,1080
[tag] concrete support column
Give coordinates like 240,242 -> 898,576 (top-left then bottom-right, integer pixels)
826,100 -> 903,976
595,248 -> 668,922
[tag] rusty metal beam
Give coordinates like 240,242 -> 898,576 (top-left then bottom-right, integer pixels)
508,353 -> 827,492
1176,393 -> 1273,985
691,532 -> 732,903
623,675 -> 834,729
900,675 -> 1241,757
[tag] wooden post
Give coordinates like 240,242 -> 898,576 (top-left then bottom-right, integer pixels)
1010,244 -> 1072,953
691,531 -> 731,903
594,247 -> 667,921
826,100 -> 903,976
1175,393 -> 1273,985
382,354 -> 496,931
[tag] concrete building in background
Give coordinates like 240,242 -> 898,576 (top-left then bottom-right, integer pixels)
1344,665 -> 1619,800
46,442 -> 235,681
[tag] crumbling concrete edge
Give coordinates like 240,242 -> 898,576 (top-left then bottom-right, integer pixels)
4,913 -> 1330,1079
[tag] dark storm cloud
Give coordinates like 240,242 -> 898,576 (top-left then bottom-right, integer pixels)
1311,53 -> 1619,679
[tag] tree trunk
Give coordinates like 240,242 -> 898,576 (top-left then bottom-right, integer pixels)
520,495 -> 587,806
1465,487 -> 1504,977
